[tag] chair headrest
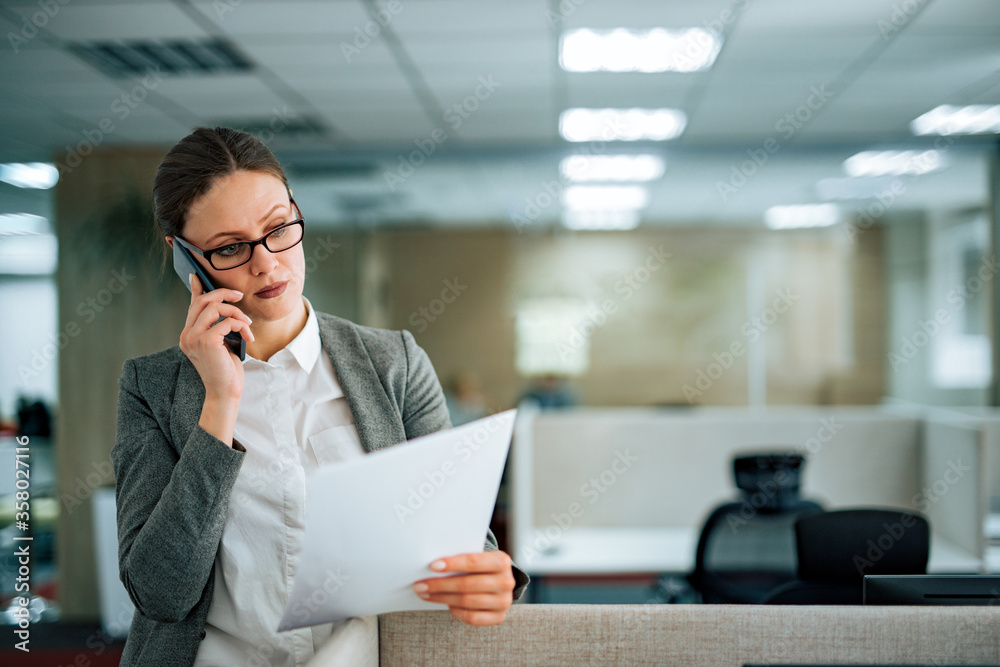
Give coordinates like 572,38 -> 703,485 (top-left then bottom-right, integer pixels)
732,452 -> 805,511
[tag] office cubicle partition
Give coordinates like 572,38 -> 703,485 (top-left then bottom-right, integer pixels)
510,406 -> 987,579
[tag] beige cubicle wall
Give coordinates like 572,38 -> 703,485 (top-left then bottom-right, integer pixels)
377,605 -> 1000,667
923,406 -> 1000,570
921,418 -> 987,564
522,406 -> 922,530
510,405 -> 987,575
949,407 -> 1000,502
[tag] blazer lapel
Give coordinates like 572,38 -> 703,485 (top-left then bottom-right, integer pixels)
316,312 -> 407,453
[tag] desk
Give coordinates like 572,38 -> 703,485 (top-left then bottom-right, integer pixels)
519,527 -> 695,576
520,527 -> 983,577
988,546 -> 1000,572
928,534 -> 985,572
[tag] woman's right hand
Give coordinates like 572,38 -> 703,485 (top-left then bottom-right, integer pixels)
179,273 -> 255,404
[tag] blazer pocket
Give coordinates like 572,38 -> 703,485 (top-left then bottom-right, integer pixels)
307,425 -> 365,466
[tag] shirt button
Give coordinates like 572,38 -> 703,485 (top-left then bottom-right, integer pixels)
199,629 -> 206,640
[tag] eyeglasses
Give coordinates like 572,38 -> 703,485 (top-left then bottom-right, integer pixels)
175,198 -> 306,270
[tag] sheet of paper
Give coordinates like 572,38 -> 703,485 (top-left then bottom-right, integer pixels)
278,408 -> 517,631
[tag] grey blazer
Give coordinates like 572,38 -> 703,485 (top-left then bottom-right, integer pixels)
111,311 -> 529,666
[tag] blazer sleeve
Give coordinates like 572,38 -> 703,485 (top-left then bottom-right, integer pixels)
111,357 -> 246,623
398,329 -> 452,439
399,331 -> 531,601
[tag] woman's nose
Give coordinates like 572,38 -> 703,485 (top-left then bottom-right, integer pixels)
248,242 -> 279,274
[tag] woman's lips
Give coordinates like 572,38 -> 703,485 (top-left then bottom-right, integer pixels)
255,281 -> 287,299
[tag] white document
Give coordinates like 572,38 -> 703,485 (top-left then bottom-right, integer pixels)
278,409 -> 517,631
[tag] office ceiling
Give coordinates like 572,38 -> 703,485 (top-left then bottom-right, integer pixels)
0,0 -> 998,229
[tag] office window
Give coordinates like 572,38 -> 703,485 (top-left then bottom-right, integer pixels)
515,298 -> 592,376
930,214 -> 991,389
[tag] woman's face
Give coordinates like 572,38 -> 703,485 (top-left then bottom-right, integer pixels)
169,169 -> 305,324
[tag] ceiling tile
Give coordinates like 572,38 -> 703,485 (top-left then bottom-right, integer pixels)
560,0 -> 734,30
403,32 -> 552,66
878,33 -> 1000,66
319,108 -> 437,145
239,38 -> 399,84
154,72 -> 276,98
5,3 -> 210,41
565,73 -> 699,109
423,70 -> 549,104
737,0 -> 911,33
714,31 -> 875,75
95,109 -> 194,145
913,0 -> 1000,30
448,106 -> 557,143
388,0 -> 550,36
191,0 -> 369,36
1,46 -> 109,83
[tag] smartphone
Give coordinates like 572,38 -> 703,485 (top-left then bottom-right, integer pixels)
172,240 -> 246,361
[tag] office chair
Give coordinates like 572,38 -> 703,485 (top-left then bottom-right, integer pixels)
763,508 -> 929,604
684,452 -> 823,604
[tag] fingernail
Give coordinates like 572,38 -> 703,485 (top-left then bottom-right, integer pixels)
430,561 -> 446,571
233,290 -> 244,297
189,273 -> 195,288
414,583 -> 428,593
419,593 -> 430,600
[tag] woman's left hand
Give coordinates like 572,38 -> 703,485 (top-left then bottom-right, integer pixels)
412,550 -> 516,626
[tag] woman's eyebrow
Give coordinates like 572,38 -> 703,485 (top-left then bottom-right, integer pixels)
204,203 -> 288,245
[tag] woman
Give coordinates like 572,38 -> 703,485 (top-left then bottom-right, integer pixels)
111,127 -> 528,666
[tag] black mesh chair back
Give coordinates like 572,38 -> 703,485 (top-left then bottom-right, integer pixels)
692,500 -> 824,603
687,452 -> 823,604
764,508 -> 929,604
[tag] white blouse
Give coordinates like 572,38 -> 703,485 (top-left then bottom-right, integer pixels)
194,297 -> 369,666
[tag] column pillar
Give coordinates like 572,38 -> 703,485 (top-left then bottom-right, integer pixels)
54,148 -> 185,620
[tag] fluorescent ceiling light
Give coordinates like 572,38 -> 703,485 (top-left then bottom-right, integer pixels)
560,108 -> 687,142
562,185 -> 649,210
562,209 -> 641,231
560,154 -> 666,182
0,163 -> 59,189
765,204 -> 840,230
911,104 -> 1000,136
0,213 -> 51,235
560,28 -> 722,73
843,150 -> 947,177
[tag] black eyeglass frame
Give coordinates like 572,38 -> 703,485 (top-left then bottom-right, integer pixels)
173,197 -> 306,271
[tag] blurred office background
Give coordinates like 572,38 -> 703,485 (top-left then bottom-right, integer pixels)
0,0 -> 999,656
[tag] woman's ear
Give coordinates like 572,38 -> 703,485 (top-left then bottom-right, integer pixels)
165,236 -> 174,249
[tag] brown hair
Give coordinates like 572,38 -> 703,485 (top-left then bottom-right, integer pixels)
152,126 -> 288,272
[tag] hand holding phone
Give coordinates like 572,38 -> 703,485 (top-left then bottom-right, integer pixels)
172,240 -> 254,406
173,240 -> 247,361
